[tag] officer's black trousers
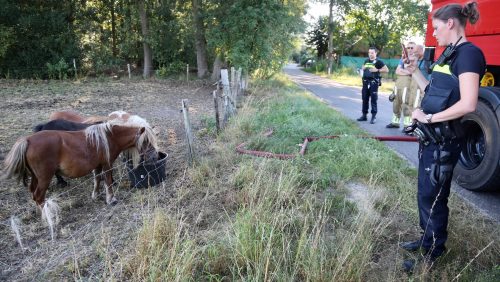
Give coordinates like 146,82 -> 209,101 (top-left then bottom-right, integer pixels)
417,140 -> 461,256
361,79 -> 378,115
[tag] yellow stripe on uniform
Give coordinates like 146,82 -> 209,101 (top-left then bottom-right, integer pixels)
432,64 -> 452,75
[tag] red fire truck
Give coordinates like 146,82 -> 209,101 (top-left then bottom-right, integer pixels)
424,0 -> 500,191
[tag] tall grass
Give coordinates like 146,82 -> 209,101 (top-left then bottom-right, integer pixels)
125,74 -> 499,281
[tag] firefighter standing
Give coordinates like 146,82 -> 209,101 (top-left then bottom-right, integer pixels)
387,42 -> 416,128
357,47 -> 389,124
400,2 -> 485,271
403,45 -> 426,126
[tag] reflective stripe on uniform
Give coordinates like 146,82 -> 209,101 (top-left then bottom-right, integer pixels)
432,64 -> 452,75
403,116 -> 412,126
414,89 -> 421,108
392,113 -> 400,124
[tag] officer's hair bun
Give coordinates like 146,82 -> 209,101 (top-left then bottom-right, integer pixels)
461,2 -> 479,24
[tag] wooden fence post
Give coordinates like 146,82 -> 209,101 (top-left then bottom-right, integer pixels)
186,64 -> 189,81
221,69 -> 232,122
127,64 -> 131,79
73,59 -> 77,79
181,99 -> 195,165
213,90 -> 220,134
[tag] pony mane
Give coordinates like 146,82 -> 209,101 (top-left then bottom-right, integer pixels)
108,114 -> 158,168
85,123 -> 112,163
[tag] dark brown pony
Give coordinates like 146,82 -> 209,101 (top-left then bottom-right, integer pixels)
1,123 -> 146,207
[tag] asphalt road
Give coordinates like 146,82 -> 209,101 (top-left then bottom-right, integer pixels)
284,64 -> 500,222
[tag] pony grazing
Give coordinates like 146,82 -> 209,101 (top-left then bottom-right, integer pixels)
1,123 -> 147,207
49,110 -> 159,165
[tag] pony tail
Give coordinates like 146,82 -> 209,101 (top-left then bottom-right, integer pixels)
41,198 -> 61,240
462,1 -> 479,24
1,138 -> 30,185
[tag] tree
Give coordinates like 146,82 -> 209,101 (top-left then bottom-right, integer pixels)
306,16 -> 328,59
137,0 -> 152,78
312,0 -> 360,71
345,0 -> 428,53
192,0 -> 209,78
206,0 -> 306,78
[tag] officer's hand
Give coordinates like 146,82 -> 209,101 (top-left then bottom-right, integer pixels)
412,109 -> 427,123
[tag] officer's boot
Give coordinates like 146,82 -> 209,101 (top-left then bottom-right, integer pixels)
370,114 -> 376,124
357,114 -> 367,121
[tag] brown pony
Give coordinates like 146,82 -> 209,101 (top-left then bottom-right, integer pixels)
1,123 -> 146,207
49,110 -> 108,124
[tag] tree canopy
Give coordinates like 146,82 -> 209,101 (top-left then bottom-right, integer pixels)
307,0 -> 429,59
0,0 -> 307,79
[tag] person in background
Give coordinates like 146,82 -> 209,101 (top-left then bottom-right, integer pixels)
403,45 -> 427,127
400,1 -> 486,272
357,47 -> 389,124
387,42 -> 416,129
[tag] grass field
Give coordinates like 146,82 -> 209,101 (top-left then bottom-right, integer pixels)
1,75 -> 498,281
130,74 -> 499,281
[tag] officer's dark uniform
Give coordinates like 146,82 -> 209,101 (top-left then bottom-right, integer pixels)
361,58 -> 385,121
415,42 -> 485,259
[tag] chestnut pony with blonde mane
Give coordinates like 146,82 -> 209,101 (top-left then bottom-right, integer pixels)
50,110 -> 159,166
1,123 -> 147,207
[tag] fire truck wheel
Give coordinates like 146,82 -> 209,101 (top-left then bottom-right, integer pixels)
454,101 -> 500,191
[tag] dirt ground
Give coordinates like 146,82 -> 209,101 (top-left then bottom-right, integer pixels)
0,78 -> 218,280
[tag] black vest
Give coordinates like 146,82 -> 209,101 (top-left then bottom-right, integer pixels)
420,52 -> 463,139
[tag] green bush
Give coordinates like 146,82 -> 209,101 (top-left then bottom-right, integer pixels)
46,58 -> 69,80
156,61 -> 186,77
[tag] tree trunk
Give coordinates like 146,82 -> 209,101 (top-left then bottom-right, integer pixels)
211,54 -> 222,82
192,0 -> 208,78
327,0 -> 334,74
138,0 -> 152,78
110,0 -> 117,57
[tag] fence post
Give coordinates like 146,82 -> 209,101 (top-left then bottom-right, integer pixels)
236,67 -> 242,99
73,59 -> 77,79
221,69 -> 232,121
127,64 -> 131,79
181,99 -> 195,165
213,90 -> 220,134
186,64 -> 189,81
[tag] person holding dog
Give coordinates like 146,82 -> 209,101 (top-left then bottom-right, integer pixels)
387,42 -> 416,129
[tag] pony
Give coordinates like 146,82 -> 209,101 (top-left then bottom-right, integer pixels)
1,123 -> 147,207
49,110 -> 108,124
32,119 -> 104,187
49,110 -> 159,165
33,119 -> 102,132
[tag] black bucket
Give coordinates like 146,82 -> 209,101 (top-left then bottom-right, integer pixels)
126,152 -> 167,188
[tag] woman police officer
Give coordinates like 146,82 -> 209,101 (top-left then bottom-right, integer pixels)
400,1 -> 486,271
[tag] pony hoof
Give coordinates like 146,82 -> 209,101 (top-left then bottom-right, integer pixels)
108,198 -> 118,206
57,181 -> 69,188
